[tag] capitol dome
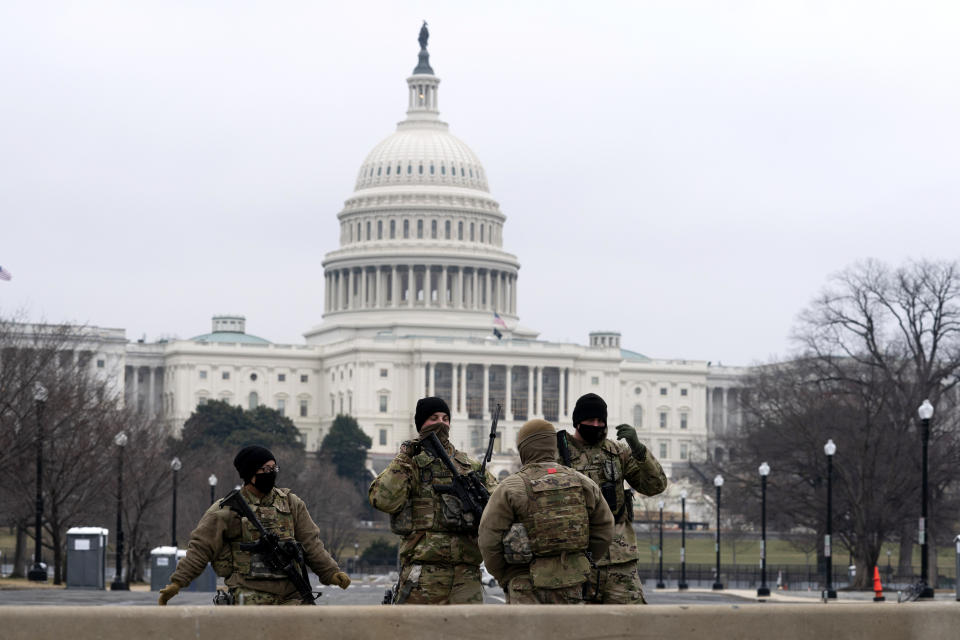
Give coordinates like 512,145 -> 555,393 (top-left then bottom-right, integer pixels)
354,126 -> 489,192
308,24 -> 534,345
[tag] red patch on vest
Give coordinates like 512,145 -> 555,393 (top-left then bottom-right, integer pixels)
547,468 -> 557,474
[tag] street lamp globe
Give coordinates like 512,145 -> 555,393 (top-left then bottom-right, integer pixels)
714,474 -> 724,488
114,432 -> 128,448
170,457 -> 182,472
759,462 -> 770,476
657,499 -> 664,509
918,399 -> 934,420
680,489 -> 688,499
33,382 -> 48,403
824,439 -> 837,456
208,474 -> 218,487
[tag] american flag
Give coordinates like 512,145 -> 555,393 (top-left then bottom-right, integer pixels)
0,266 -> 11,281
493,312 -> 507,328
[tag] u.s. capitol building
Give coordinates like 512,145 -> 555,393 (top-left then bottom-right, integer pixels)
96,32 -> 746,496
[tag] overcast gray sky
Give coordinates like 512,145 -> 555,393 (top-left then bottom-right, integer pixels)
2,1 -> 958,366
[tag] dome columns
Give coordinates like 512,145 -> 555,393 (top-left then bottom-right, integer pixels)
323,263 -> 517,316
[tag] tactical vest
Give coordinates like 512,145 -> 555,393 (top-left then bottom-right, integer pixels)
389,441 -> 478,535
229,488 -> 296,580
517,466 -> 589,557
570,439 -> 630,523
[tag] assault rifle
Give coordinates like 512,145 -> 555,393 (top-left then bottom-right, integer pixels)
557,430 -> 572,466
219,489 -> 318,605
421,432 -> 490,525
480,403 -> 501,477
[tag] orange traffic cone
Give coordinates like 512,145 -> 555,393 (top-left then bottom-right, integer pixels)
872,565 -> 886,602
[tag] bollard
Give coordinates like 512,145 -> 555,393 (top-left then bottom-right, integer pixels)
955,534 -> 960,602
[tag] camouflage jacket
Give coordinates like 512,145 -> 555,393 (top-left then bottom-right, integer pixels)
560,434 -> 667,565
171,486 -> 342,594
478,462 -> 614,589
368,438 -> 497,567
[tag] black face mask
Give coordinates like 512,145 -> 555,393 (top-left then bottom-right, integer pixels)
577,425 -> 607,445
253,471 -> 277,494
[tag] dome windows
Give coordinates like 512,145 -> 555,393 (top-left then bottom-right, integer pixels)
385,165 -> 390,175
418,164 -> 423,175
429,164 -> 435,175
441,165 -> 446,175
377,166 -> 382,176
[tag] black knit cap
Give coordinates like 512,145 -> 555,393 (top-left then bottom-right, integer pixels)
572,393 -> 607,428
233,445 -> 276,482
415,396 -> 451,430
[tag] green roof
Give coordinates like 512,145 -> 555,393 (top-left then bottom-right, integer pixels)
190,331 -> 271,345
621,348 -> 650,362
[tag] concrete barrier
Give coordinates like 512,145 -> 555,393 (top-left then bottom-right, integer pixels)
1,603 -> 958,640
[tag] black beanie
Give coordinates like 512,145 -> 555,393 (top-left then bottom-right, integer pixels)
572,393 -> 607,428
234,445 -> 276,482
415,396 -> 451,430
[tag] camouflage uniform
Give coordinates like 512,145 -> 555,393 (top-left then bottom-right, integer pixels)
369,437 -> 497,604
479,461 -> 614,605
170,486 -> 342,605
560,434 -> 667,604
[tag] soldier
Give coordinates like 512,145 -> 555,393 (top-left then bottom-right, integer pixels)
558,393 -> 667,604
158,445 -> 351,605
478,419 -> 614,604
368,396 -> 497,604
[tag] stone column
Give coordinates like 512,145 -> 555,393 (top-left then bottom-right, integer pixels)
472,268 -> 479,310
457,268 -> 464,309
428,362 -> 435,397
458,364 -> 467,416
559,367 -> 566,418
344,269 -> 352,309
527,366 -> 534,420
148,368 -> 156,416
482,364 -> 490,419
486,270 -> 493,311
441,266 -> 448,308
505,365 -> 513,421
392,266 -> 399,307
409,265 -> 416,307
722,387 -> 728,433
357,267 -> 367,309
131,366 -> 140,413
451,362 -> 459,414
535,366 -> 543,416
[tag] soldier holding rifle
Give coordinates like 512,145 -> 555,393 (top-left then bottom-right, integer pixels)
158,445 -> 351,605
369,396 -> 498,604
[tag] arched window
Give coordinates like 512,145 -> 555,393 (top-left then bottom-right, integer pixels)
248,391 -> 259,410
377,220 -> 383,239
403,219 -> 409,238
458,221 -> 463,240
419,164 -> 423,175
633,405 -> 643,428
377,166 -> 381,176
430,164 -> 435,174
390,220 -> 396,238
417,219 -> 423,238
366,221 -> 371,240
445,220 -> 451,239
441,165 -> 446,175
431,220 -> 437,238
385,165 -> 390,175
407,164 -> 412,174
480,224 -> 485,243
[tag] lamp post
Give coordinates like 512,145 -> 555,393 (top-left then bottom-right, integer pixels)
679,489 -> 688,590
713,474 -> 724,590
918,399 -> 935,599
27,383 -> 48,582
758,462 -> 771,597
110,431 -> 129,590
656,499 -> 665,588
824,439 -> 837,599
208,473 -> 218,505
170,457 -> 182,547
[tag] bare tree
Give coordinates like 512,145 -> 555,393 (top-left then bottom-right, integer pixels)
715,259 -> 960,588
296,459 -> 366,563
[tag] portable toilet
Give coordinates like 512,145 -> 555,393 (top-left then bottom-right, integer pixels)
66,527 -> 108,589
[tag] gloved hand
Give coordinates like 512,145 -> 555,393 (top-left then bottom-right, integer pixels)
615,424 -> 646,460
158,582 -> 181,605
332,571 -> 351,589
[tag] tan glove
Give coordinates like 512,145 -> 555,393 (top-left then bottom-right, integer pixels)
331,571 -> 351,589
158,582 -> 181,605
